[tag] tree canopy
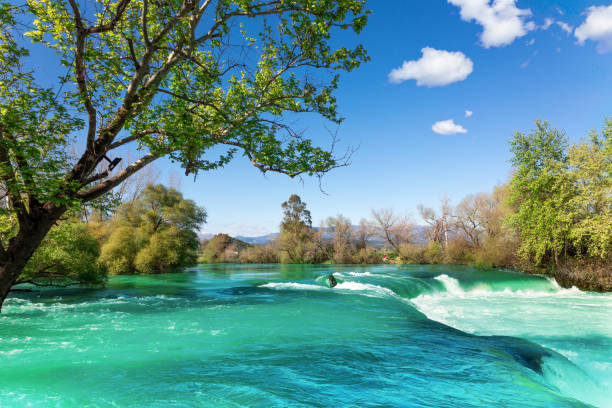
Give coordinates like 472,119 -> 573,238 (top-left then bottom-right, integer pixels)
100,184 -> 206,274
0,0 -> 369,308
280,194 -> 323,263
508,119 -> 612,266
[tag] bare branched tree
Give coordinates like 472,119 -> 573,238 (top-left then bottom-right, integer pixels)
355,217 -> 375,250
418,197 -> 452,248
371,208 -> 413,251
326,214 -> 354,263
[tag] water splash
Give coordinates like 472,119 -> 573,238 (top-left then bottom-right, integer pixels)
412,273 -> 612,407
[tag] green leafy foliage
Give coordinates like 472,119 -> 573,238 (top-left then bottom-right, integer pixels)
508,119 -> 612,267
20,220 -> 107,286
0,3 -> 83,223
134,226 -> 198,273
20,0 -> 369,180
507,121 -> 574,265
279,194 -> 320,263
99,184 -> 206,274
566,121 -> 612,259
98,225 -> 147,274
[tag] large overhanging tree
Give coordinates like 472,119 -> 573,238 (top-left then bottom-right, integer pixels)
0,0 -> 369,310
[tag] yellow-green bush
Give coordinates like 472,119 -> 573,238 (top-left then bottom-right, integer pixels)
99,226 -> 148,275
399,243 -> 427,264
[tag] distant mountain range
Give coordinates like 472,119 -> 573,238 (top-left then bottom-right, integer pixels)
233,226 -> 406,247
201,225 -> 429,246
234,233 -> 280,245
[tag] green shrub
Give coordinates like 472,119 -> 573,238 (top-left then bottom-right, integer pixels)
399,243 -> 427,264
22,221 -> 107,285
444,238 -> 474,265
99,226 -> 148,274
353,247 -> 382,264
423,241 -> 444,264
238,244 -> 280,263
134,227 -> 197,273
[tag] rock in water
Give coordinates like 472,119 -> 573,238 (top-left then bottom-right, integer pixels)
328,274 -> 338,288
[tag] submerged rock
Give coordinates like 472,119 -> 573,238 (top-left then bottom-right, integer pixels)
328,274 -> 338,288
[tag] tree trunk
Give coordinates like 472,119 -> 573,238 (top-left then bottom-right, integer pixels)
0,261 -> 28,312
0,206 -> 66,312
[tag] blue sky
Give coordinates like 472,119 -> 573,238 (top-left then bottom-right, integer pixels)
23,0 -> 612,236
175,0 -> 612,236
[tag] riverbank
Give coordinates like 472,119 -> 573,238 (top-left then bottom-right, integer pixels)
552,260 -> 612,292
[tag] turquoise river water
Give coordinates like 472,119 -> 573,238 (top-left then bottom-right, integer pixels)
1,264 -> 611,407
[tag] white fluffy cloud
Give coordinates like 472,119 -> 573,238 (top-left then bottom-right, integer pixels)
388,47 -> 473,87
448,0 -> 535,48
465,110 -> 473,117
575,4 -> 612,53
432,119 -> 468,135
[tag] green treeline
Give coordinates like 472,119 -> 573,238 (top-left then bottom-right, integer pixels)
200,189 -> 516,268
508,120 -> 611,288
201,119 -> 612,290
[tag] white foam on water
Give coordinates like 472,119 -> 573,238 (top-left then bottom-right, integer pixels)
551,348 -> 579,359
335,271 -> 392,278
425,274 -> 584,300
260,282 -> 325,291
1,294 -> 182,316
434,274 -> 464,295
412,274 -> 612,336
0,349 -> 23,357
260,280 -> 399,300
411,274 -> 612,408
540,355 -> 610,408
334,281 -> 398,298
348,271 -> 376,277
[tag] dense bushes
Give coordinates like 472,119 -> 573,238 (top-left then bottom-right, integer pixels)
19,221 -> 107,286
508,120 -> 611,270
99,184 -> 205,274
239,244 -> 281,263
134,227 -> 199,274
555,259 -> 612,291
199,234 -> 282,264
98,226 -> 146,275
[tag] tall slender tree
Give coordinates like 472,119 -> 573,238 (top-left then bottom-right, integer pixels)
507,120 -> 574,266
280,194 -> 313,263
